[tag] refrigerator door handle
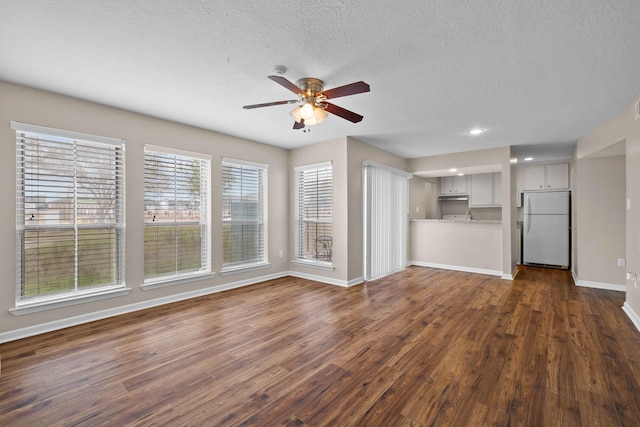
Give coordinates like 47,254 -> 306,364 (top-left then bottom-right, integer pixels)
524,194 -> 530,233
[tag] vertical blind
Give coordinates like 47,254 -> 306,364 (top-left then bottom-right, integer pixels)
294,162 -> 333,263
363,161 -> 410,280
13,122 -> 125,304
222,159 -> 268,269
144,145 -> 211,282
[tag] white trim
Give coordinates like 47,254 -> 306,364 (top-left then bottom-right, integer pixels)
348,277 -> 364,287
0,272 -> 288,344
11,121 -> 124,146
410,261 -> 502,277
294,160 -> 332,172
10,287 -> 131,316
362,160 -> 412,177
571,271 -> 626,292
292,259 -> 335,271
222,157 -> 269,169
288,270 -> 349,287
220,263 -> 271,276
622,302 -> 640,333
141,272 -> 216,290
144,144 -> 212,161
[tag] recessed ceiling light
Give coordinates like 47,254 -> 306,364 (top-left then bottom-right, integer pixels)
458,173 -> 464,176
524,157 -> 534,161
469,128 -> 486,135
449,168 -> 457,172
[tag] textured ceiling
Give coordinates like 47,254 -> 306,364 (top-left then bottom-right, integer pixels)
1,0 -> 639,160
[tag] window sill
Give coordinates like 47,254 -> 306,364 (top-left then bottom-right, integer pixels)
10,286 -> 131,316
141,272 -> 215,290
220,262 -> 271,276
292,259 -> 335,271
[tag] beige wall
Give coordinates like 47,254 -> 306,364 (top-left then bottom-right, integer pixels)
346,137 -> 408,281
408,176 -> 428,220
288,137 -> 349,283
626,96 -> 640,317
411,221 -> 502,273
287,136 -> 408,284
576,93 -> 640,329
0,81 -> 289,338
576,156 -> 626,285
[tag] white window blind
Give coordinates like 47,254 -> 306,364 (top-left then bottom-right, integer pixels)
144,145 -> 211,283
363,161 -> 410,280
13,122 -> 125,305
222,159 -> 268,270
294,162 -> 333,264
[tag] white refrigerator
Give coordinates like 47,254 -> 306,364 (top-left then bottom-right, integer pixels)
523,191 -> 570,269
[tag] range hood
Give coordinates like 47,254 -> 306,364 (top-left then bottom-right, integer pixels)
438,194 -> 469,201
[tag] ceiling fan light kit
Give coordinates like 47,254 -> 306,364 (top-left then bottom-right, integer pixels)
243,74 -> 370,130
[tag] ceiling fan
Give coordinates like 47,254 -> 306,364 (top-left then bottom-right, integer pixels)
243,75 -> 370,130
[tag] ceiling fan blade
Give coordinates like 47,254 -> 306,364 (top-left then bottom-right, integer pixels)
319,81 -> 370,99
293,119 -> 305,130
243,99 -> 299,109
268,75 -> 305,95
324,102 -> 364,123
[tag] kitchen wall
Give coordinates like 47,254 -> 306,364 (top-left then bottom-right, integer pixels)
0,81 -> 290,340
409,146 -> 517,277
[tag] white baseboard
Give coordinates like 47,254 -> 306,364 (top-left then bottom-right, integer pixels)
622,302 -> 640,334
410,261 -> 502,277
348,277 -> 364,287
0,271 -> 288,344
571,271 -> 626,292
288,270 -> 352,287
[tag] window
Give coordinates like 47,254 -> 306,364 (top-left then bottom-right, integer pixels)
144,145 -> 211,285
13,122 -> 126,307
222,159 -> 268,272
294,162 -> 333,266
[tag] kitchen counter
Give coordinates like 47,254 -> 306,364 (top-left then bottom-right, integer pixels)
411,220 -> 503,276
412,219 -> 501,224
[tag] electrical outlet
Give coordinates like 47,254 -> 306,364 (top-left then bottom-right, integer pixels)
618,258 -> 626,267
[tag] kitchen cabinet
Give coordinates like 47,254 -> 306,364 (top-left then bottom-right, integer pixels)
520,163 -> 569,191
469,172 -> 501,207
440,175 -> 467,195
545,163 -> 570,189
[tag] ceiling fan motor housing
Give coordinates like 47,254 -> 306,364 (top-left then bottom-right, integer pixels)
297,78 -> 324,97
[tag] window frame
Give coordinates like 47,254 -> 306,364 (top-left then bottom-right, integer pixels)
11,121 -> 129,314
142,144 -> 213,289
293,161 -> 334,269
221,158 -> 269,274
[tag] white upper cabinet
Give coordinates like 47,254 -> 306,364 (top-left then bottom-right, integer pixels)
520,163 -> 569,191
545,163 -> 570,189
470,172 -> 501,207
440,175 -> 468,194
521,165 -> 546,190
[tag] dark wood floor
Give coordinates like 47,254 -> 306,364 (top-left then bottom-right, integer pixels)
1,266 -> 640,426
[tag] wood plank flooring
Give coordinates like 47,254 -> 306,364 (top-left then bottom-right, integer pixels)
1,266 -> 640,426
